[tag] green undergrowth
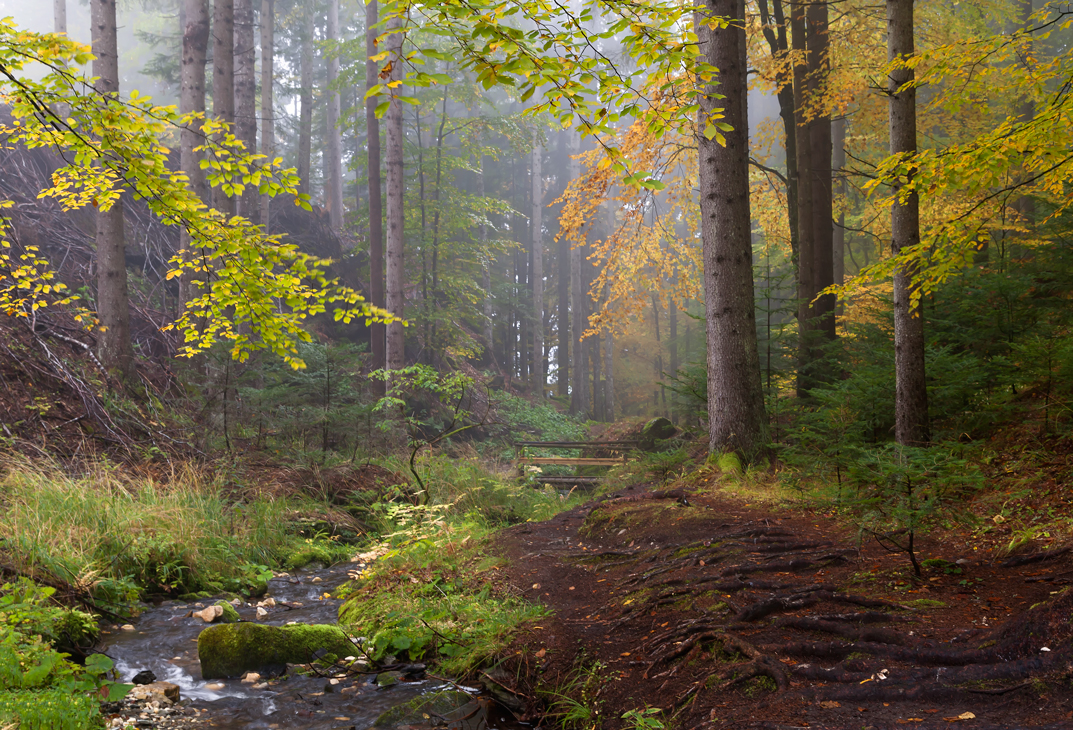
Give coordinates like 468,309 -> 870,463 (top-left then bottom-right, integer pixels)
0,579 -> 131,730
339,467 -> 586,678
0,457 -> 353,611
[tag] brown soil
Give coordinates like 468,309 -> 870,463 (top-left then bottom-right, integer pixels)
489,481 -> 1073,730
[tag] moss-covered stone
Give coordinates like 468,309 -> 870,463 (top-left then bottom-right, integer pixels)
197,623 -> 356,679
214,601 -> 240,624
178,591 -> 213,602
372,690 -> 474,729
375,670 -> 403,687
639,417 -> 677,450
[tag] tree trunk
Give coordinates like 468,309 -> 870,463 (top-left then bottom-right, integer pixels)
212,0 -> 235,217
757,0 -> 798,261
604,324 -> 615,421
557,137 -> 571,398
234,0 -> 257,222
669,290 -> 678,419
297,6 -> 314,198
259,0 -> 274,228
365,0 -> 385,378
325,0 -> 344,229
698,0 -> 767,458
832,115 -> 846,298
592,329 -> 603,420
180,0 -> 209,311
429,88 -> 449,363
384,11 -> 406,372
791,0 -> 816,397
652,293 -> 667,415
888,0 -> 929,446
479,152 -> 495,363
91,0 -> 134,379
569,135 -> 589,416
531,136 -> 544,396
808,0 -> 835,343
54,0 -> 66,33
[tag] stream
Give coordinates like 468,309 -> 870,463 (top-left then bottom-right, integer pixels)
98,562 -> 496,730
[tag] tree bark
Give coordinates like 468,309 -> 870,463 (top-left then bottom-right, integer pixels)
325,0 -> 344,229
259,0 -> 274,228
698,0 -> 767,458
790,0 -> 816,397
54,0 -> 66,34
180,0 -> 209,311
808,0 -> 835,343
91,0 -> 134,379
569,133 -> 589,416
556,135 -> 571,398
234,0 -> 257,222
384,11 -> 406,372
888,0 -> 929,445
756,0 -> 797,261
479,152 -> 495,362
297,6 -> 314,198
832,115 -> 846,296
212,0 -> 235,217
531,136 -> 544,396
366,0 -> 386,378
604,323 -> 615,421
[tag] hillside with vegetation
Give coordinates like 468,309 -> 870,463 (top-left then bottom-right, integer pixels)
0,0 -> 1072,728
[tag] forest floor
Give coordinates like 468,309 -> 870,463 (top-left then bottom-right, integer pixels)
486,476 -> 1073,730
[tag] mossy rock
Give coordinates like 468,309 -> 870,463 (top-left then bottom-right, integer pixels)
639,417 -> 677,451
372,690 -> 474,729
214,601 -> 241,624
197,622 -> 355,679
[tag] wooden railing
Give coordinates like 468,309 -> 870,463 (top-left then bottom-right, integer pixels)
514,440 -> 640,485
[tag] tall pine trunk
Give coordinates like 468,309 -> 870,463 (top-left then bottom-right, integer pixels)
568,132 -> 589,416
365,0 -> 385,378
832,116 -> 846,295
325,0 -> 344,229
698,0 -> 767,458
297,7 -> 314,198
808,0 -> 835,342
180,0 -> 209,311
92,0 -> 134,380
212,0 -> 235,216
384,11 -> 406,372
604,323 -> 614,421
479,152 -> 495,363
234,0 -> 257,221
259,0 -> 274,227
531,136 -> 544,396
757,0 -> 797,261
791,0 -> 816,396
888,0 -> 929,445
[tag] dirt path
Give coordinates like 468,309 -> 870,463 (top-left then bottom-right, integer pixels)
489,481 -> 1073,730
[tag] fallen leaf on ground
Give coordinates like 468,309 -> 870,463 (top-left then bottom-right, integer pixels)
818,701 -> 840,709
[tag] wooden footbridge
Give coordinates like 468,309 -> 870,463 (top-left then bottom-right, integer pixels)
514,440 -> 640,486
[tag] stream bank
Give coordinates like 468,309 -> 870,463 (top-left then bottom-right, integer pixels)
98,560 -> 503,730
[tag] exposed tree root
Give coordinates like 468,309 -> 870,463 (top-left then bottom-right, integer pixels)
1001,545 -> 1072,567
719,553 -> 850,578
772,617 -> 913,645
791,650 -> 1066,689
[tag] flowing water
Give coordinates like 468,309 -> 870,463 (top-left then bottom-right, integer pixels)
98,562 -> 496,730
